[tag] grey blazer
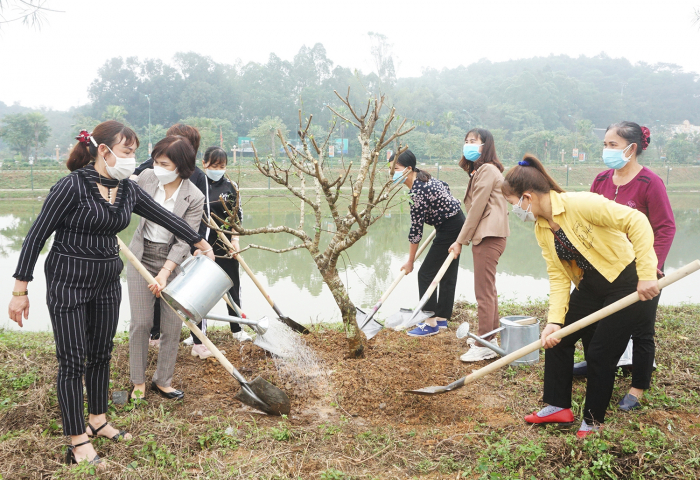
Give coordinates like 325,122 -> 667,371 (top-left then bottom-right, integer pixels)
128,169 -> 205,268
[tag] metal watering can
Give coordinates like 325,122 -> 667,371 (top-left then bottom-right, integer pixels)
161,255 -> 233,323
456,315 -> 540,366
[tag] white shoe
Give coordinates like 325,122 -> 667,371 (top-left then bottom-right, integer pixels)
183,337 -> 194,346
460,342 -> 499,363
232,331 -> 252,342
191,344 -> 213,359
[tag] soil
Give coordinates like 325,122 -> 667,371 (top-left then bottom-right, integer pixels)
168,318 -> 537,431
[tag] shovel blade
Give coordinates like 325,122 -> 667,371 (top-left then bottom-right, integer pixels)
278,314 -> 310,335
357,307 -> 384,340
405,385 -> 451,395
234,377 -> 291,416
385,308 -> 433,330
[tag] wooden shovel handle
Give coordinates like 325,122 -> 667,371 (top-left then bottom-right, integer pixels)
206,216 -> 276,309
416,251 -> 457,306
116,236 -> 238,377
458,259 -> 700,388
378,229 -> 436,304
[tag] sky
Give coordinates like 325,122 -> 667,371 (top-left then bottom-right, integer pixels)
1,0 -> 699,111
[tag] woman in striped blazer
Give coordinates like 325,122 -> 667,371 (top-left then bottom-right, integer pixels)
127,136 -> 204,402
7,121 -> 215,468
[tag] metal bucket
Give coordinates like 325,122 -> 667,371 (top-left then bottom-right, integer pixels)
161,255 -> 233,322
500,316 -> 540,366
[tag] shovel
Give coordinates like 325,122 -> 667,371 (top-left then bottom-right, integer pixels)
206,216 -> 310,335
117,236 -> 291,416
407,259 -> 700,396
357,229 -> 436,340
386,251 -> 457,331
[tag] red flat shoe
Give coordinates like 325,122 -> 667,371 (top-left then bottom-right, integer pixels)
525,408 -> 574,427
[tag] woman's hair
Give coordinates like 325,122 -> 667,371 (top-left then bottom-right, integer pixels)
606,121 -> 651,157
459,128 -> 504,174
67,120 -> 139,172
151,136 -> 196,179
502,154 -> 565,197
166,123 -> 201,157
203,146 -> 228,167
390,149 -> 431,182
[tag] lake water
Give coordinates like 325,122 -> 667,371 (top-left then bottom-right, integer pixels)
2,194 -> 699,332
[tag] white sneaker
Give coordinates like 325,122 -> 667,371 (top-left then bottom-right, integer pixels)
460,341 -> 499,363
191,344 -> 213,359
183,337 -> 194,346
232,331 -> 252,342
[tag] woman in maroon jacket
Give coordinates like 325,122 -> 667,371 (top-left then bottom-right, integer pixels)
578,121 -> 675,411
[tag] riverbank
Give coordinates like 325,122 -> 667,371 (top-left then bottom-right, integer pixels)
1,300 -> 698,479
1,163 -> 700,200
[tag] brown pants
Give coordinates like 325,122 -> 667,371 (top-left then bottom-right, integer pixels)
472,236 -> 507,339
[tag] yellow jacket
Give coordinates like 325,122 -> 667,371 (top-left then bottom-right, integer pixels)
535,191 -> 657,325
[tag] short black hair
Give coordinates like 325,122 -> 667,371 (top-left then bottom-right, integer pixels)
203,146 -> 228,167
151,136 -> 196,179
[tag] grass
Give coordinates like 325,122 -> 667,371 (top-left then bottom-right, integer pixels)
0,302 -> 699,478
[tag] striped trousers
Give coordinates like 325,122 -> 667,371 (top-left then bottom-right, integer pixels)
45,251 -> 123,437
127,241 -> 183,388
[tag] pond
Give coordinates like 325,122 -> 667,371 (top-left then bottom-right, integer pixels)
1,193 -> 699,332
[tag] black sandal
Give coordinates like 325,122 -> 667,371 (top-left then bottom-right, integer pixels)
65,440 -> 101,465
87,421 -> 131,441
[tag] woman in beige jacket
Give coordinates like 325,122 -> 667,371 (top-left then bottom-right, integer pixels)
448,128 -> 510,362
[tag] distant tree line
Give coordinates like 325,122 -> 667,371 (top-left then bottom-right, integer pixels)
3,44 -> 700,165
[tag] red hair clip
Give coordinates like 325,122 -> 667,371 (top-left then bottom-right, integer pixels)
640,126 -> 651,150
75,130 -> 92,146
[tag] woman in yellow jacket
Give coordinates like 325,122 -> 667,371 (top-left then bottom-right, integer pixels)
501,155 -> 659,438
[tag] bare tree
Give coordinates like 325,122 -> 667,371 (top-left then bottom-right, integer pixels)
213,89 -> 414,358
0,0 -> 61,29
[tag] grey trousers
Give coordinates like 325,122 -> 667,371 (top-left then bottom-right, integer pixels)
128,241 -> 183,387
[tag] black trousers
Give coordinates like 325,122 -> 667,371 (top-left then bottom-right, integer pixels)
418,211 -> 464,321
543,262 -> 654,424
192,256 -> 241,344
581,274 -> 661,391
45,252 -> 123,436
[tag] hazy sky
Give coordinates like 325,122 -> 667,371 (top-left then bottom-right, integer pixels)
1,0 -> 699,111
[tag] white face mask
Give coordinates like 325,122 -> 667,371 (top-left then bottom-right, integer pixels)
153,165 -> 179,185
206,168 -> 226,182
103,146 -> 136,180
512,195 -> 537,222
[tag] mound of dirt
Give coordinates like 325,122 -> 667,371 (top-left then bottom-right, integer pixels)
170,322 -> 543,429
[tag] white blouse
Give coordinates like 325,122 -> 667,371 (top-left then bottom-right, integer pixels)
143,180 -> 183,243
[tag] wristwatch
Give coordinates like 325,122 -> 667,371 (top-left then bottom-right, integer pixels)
12,291 -> 28,296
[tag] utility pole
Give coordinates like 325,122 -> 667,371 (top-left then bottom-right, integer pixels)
144,94 -> 152,155
566,165 -> 569,186
55,145 -> 60,162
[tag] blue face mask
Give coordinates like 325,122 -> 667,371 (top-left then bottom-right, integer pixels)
206,168 -> 226,182
602,144 -> 633,170
392,169 -> 406,185
463,143 -> 482,161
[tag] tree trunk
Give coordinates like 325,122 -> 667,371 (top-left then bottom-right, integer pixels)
319,264 -> 365,358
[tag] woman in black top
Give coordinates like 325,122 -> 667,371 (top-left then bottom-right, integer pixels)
392,150 -> 465,337
189,147 -> 247,358
7,121 -> 215,467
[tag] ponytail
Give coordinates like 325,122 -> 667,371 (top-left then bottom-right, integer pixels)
67,141 -> 94,171
502,154 -> 565,197
414,167 -> 431,182
390,149 -> 432,182
66,120 -> 139,172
